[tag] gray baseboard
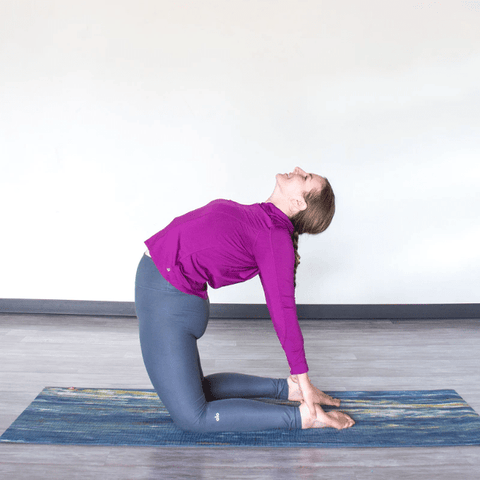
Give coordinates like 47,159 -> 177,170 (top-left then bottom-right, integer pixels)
0,298 -> 479,319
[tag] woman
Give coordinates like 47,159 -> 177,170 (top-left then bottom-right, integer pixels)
135,167 -> 355,432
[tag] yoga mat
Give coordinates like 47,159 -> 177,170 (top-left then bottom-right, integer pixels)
2,387 -> 480,448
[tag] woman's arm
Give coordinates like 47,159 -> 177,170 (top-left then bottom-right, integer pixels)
254,227 -> 309,374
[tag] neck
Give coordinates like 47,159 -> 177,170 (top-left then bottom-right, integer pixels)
265,193 -> 292,218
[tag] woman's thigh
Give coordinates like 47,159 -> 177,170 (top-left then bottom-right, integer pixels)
135,255 -> 210,427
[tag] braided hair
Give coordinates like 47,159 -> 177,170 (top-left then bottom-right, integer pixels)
289,178 -> 335,288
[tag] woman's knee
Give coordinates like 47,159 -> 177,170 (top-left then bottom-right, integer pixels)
170,409 -> 206,433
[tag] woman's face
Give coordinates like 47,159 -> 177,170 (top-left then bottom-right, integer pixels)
276,167 -> 325,200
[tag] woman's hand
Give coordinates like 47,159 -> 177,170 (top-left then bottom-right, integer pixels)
305,405 -> 355,430
295,373 -> 320,417
298,395 -> 356,430
291,374 -> 341,408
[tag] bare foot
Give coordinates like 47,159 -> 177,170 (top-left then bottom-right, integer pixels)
299,402 -> 328,429
288,375 -> 341,407
299,403 -> 355,430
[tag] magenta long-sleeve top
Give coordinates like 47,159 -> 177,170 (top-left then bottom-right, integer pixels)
144,199 -> 308,375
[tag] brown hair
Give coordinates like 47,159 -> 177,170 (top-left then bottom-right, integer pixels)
289,178 -> 335,287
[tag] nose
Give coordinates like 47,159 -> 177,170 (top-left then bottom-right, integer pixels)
294,167 -> 305,175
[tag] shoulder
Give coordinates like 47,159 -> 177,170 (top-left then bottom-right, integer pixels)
268,225 -> 294,249
254,217 -> 294,256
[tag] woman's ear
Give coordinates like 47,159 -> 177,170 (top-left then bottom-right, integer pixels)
289,196 -> 307,216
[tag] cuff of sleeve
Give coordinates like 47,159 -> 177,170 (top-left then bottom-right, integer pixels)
290,363 -> 309,375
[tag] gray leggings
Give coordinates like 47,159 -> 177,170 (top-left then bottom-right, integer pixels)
135,254 -> 302,432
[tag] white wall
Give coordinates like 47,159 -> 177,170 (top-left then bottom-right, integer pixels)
1,0 -> 479,304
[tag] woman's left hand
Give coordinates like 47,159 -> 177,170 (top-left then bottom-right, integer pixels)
296,374 -> 316,417
293,373 -> 341,411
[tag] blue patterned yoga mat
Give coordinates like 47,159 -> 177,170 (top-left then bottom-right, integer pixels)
1,387 -> 480,447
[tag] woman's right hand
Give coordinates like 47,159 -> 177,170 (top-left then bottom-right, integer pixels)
317,408 -> 355,430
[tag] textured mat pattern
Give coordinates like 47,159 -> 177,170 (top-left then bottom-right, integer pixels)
2,387 -> 480,447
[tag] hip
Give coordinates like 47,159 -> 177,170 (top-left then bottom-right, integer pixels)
135,254 -> 210,337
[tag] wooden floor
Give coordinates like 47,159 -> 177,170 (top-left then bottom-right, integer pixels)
0,313 -> 479,479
